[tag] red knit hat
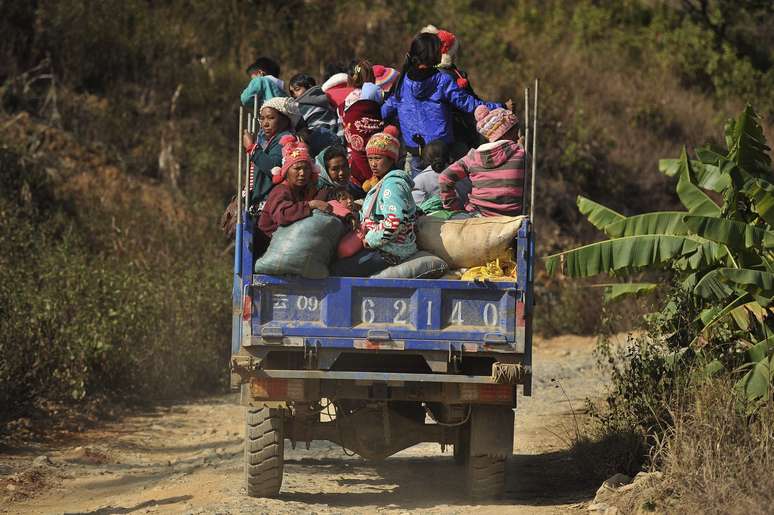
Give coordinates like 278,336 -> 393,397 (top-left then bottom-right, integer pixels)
365,125 -> 401,162
420,25 -> 459,68
271,135 -> 320,184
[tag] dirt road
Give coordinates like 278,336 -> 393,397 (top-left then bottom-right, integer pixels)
2,335 -> 607,514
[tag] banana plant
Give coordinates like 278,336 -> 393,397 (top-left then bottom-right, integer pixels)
545,106 -> 774,402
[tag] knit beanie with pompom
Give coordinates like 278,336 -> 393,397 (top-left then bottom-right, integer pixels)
474,105 -> 518,143
365,125 -> 401,162
271,135 -> 319,184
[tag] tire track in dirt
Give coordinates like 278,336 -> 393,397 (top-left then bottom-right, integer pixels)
2,335 -> 606,514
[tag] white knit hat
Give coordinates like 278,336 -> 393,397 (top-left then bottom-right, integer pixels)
261,97 -> 301,128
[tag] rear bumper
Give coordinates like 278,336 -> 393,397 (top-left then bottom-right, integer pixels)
235,366 -> 529,408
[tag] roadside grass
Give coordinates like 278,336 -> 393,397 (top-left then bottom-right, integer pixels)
570,336 -> 774,514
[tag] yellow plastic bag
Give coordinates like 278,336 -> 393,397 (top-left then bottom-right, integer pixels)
460,258 -> 517,281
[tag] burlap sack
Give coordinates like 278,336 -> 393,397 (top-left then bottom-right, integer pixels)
416,215 -> 525,268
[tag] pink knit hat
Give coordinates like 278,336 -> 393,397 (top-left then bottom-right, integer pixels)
373,65 -> 399,91
365,125 -> 401,162
474,105 -> 518,142
271,135 -> 320,184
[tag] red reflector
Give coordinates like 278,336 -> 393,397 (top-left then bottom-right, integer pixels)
242,294 -> 252,321
478,384 -> 512,403
250,378 -> 287,399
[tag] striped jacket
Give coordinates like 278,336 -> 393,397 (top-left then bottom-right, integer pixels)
439,140 -> 525,217
295,85 -> 339,134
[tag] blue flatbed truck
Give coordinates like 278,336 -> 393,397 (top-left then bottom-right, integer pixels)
229,87 -> 538,500
230,216 -> 534,500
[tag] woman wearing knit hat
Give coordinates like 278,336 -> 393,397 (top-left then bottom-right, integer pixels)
258,135 -> 331,238
381,32 -> 506,173
331,126 -> 418,277
438,105 -> 526,217
242,97 -> 301,209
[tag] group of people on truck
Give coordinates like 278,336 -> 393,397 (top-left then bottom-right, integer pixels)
239,26 -> 526,277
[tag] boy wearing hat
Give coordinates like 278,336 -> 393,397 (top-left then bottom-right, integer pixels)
439,105 -> 526,217
331,126 -> 418,277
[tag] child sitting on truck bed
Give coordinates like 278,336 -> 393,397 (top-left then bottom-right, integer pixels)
331,126 -> 417,277
412,139 -> 470,207
439,105 -> 525,217
258,135 -> 331,237
342,60 -> 385,188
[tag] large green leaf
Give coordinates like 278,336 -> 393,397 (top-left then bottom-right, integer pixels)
742,178 -> 774,226
596,282 -> 658,302
694,268 -> 739,300
695,268 -> 774,300
725,105 -> 772,178
683,215 -> 774,250
545,235 -> 701,278
605,212 -> 691,238
721,268 -> 774,298
748,335 -> 774,362
735,355 -> 773,402
677,239 -> 729,270
576,196 -> 624,234
676,148 -> 721,216
662,152 -> 730,193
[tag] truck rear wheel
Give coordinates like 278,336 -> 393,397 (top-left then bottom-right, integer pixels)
468,453 -> 506,500
244,407 -> 284,498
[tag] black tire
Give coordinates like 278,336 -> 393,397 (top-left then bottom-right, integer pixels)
244,407 -> 284,498
467,454 -> 506,500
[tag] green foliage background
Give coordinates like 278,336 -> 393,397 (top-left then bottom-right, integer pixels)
1,0 -> 772,419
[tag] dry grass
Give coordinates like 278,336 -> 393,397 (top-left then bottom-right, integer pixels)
647,381 -> 774,515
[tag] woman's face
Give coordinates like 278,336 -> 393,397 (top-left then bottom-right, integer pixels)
286,161 -> 311,188
327,156 -> 351,184
260,107 -> 289,138
368,155 -> 393,178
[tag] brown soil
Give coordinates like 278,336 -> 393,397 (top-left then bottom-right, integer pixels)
1,334 -> 609,514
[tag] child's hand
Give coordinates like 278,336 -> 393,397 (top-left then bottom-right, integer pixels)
308,200 -> 332,213
242,130 -> 255,150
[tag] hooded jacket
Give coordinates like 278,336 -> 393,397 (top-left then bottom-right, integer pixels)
360,170 -> 418,259
295,85 -> 339,134
381,70 -> 501,149
240,75 -> 287,107
439,140 -> 525,217
314,147 -> 366,199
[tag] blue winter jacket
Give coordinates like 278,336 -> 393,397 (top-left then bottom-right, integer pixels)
381,71 -> 501,148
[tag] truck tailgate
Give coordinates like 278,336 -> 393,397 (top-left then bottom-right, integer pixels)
249,276 -> 527,353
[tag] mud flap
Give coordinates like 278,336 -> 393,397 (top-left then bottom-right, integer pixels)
469,405 -> 514,458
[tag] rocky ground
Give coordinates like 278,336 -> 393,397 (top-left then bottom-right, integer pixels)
1,334 -> 615,514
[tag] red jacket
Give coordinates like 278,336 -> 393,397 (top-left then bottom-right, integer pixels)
258,183 -> 330,236
343,100 -> 384,186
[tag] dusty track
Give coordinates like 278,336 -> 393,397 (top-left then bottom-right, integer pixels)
2,335 -> 605,514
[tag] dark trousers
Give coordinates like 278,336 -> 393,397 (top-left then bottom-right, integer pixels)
331,249 -> 391,277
